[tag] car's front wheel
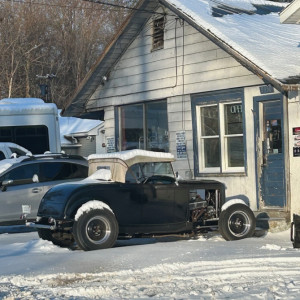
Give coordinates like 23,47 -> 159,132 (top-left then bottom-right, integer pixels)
219,204 -> 256,241
73,207 -> 119,251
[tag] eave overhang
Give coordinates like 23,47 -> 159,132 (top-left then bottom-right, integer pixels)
280,0 -> 300,24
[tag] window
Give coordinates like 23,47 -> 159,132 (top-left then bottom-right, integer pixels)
0,125 -> 49,154
116,100 -> 169,152
152,17 -> 165,50
39,162 -> 87,181
193,90 -> 245,174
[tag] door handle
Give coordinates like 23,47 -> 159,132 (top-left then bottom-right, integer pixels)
32,188 -> 42,193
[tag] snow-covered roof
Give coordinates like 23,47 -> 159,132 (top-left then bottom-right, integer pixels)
58,110 -> 102,145
0,98 -> 57,115
165,0 -> 300,82
88,149 -> 175,163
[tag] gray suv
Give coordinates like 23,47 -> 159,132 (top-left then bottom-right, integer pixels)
0,154 -> 88,225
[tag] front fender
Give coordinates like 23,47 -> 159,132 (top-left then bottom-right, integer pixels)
221,199 -> 248,211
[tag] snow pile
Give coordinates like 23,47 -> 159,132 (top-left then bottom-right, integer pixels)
0,230 -> 299,299
88,169 -> 112,181
74,200 -> 114,221
166,0 -> 300,80
88,149 -> 175,162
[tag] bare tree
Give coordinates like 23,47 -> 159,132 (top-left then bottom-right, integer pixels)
0,0 -> 137,107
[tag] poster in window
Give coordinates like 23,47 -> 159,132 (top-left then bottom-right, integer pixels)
106,137 -> 115,153
176,131 -> 187,159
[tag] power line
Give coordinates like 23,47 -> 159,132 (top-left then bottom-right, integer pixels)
82,0 -> 165,15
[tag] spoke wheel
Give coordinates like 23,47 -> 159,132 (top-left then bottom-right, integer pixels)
219,204 -> 256,241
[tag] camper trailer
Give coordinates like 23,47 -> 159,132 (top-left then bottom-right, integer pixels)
0,98 -> 61,154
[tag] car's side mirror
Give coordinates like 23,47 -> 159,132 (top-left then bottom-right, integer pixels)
1,179 -> 13,192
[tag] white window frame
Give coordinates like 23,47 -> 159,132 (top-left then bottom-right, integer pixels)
196,101 -> 245,174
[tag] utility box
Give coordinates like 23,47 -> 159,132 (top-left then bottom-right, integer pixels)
291,214 -> 300,248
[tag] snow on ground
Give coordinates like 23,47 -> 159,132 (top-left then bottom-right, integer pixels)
0,229 -> 300,299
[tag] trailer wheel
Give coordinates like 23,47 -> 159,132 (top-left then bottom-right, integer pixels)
73,208 -> 119,251
219,204 -> 256,241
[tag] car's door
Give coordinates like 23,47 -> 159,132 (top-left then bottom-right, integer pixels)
140,177 -> 176,224
0,162 -> 44,223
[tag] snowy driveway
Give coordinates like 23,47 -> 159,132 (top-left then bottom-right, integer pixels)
0,229 -> 300,299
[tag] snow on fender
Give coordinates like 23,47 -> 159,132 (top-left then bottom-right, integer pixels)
73,200 -> 118,251
75,200 -> 114,221
221,199 -> 248,211
219,199 -> 256,241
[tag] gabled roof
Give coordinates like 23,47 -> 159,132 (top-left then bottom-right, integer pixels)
62,0 -> 300,118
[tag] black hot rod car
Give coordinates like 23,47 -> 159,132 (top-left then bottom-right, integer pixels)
27,150 -> 256,251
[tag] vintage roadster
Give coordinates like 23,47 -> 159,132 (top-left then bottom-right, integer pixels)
27,150 -> 256,251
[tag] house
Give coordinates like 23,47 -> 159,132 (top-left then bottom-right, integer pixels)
58,111 -> 105,157
61,0 -> 300,227
280,0 -> 300,24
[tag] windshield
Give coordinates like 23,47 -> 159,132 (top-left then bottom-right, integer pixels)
126,162 -> 174,182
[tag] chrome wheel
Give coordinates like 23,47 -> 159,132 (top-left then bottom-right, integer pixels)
228,210 -> 251,237
86,216 -> 111,245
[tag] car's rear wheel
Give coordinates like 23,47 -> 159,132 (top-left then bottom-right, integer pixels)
37,228 -> 74,248
219,204 -> 256,241
73,208 -> 119,251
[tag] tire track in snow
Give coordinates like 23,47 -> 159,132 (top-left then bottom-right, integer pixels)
1,256 -> 300,299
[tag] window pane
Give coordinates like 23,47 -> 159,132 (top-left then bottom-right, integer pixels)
146,101 -> 169,152
120,104 -> 143,150
201,106 -> 219,136
227,136 -> 244,167
225,104 -> 243,135
203,138 -> 220,168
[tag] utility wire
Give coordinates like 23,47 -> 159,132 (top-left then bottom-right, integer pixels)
82,0 -> 166,15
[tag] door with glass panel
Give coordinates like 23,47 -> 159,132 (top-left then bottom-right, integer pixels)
254,99 -> 286,208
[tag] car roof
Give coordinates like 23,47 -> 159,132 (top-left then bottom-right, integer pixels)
88,149 -> 175,183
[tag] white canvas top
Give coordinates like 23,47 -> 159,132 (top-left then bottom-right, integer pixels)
166,0 -> 300,81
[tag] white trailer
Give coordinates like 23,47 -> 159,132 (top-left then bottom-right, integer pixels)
0,98 -> 61,154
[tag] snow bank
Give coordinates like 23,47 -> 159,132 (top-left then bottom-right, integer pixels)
74,200 -> 114,221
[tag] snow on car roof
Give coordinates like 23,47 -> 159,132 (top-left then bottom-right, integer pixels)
88,149 -> 175,163
0,98 -> 57,115
165,0 -> 300,81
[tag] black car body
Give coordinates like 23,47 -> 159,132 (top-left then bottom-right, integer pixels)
29,150 -> 256,251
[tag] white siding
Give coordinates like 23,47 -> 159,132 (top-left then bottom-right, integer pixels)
88,10 -> 263,110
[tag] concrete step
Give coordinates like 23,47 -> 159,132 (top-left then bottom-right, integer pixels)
255,210 -> 290,233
